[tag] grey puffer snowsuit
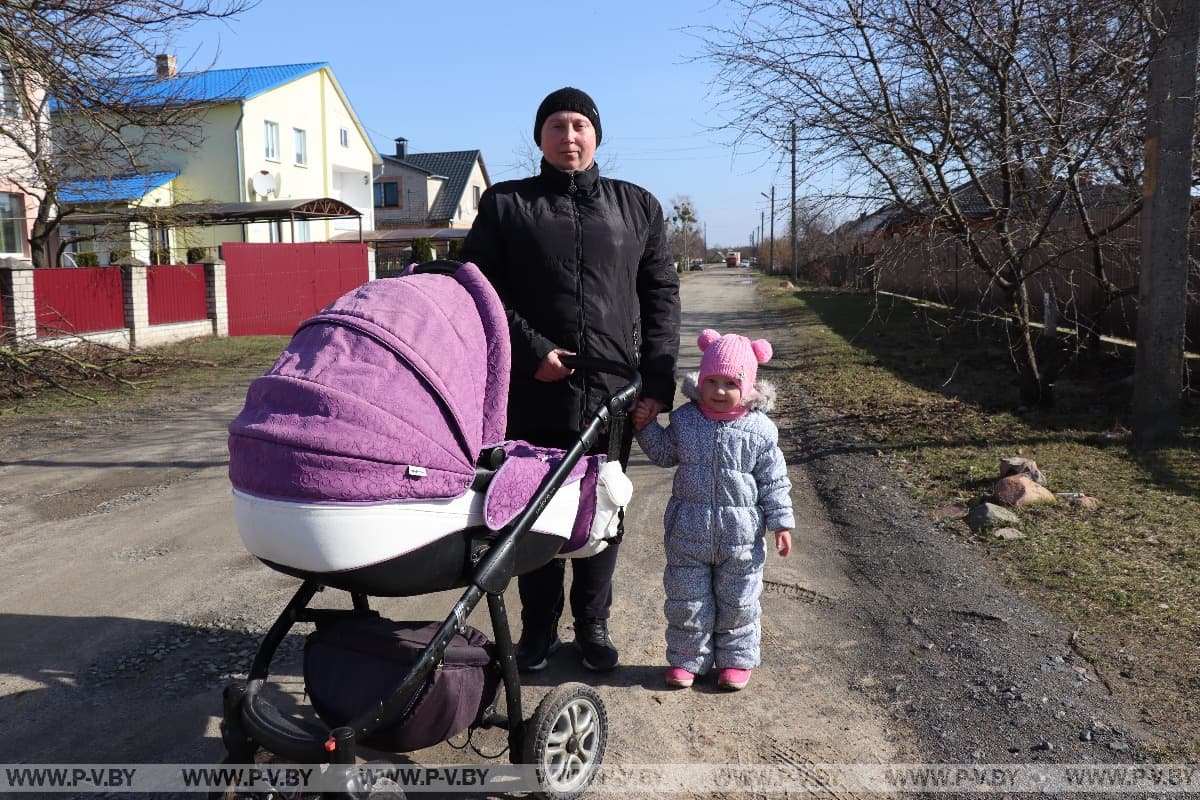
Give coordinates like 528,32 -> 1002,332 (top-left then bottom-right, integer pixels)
635,374 -> 795,673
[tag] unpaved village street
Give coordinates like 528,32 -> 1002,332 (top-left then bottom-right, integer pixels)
0,268 -> 1165,799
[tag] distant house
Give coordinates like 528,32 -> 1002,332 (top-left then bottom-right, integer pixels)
374,137 -> 489,230
54,56 -> 381,265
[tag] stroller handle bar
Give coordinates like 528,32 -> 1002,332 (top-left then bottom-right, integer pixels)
471,355 -> 640,595
558,354 -> 643,414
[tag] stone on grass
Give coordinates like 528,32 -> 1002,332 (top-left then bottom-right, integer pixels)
1069,494 -> 1101,510
933,503 -> 968,519
995,475 -> 1057,507
966,502 -> 1020,532
1000,457 -> 1047,485
993,527 -> 1026,540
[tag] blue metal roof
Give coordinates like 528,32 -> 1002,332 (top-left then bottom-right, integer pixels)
123,62 -> 327,105
50,63 -> 328,111
59,171 -> 179,204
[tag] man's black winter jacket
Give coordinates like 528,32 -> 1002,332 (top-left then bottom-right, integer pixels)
461,160 -> 680,442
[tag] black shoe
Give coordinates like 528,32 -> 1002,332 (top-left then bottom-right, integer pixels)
574,617 -> 619,671
515,624 -> 562,672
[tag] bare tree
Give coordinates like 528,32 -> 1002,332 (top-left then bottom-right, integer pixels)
704,0 -> 1156,406
503,131 -> 544,179
1133,0 -> 1200,447
668,195 -> 702,272
0,0 -> 252,266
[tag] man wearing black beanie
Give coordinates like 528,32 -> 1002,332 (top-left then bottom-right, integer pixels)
533,86 -> 603,147
462,87 -> 680,673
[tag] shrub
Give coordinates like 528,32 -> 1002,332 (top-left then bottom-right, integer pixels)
186,246 -> 208,264
107,249 -> 128,265
74,251 -> 99,266
410,237 -> 435,264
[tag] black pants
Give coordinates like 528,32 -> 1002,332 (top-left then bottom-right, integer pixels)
519,540 -> 620,627
516,410 -> 632,630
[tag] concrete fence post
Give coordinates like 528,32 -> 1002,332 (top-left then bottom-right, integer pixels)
204,260 -> 228,337
0,257 -> 37,341
120,263 -> 148,348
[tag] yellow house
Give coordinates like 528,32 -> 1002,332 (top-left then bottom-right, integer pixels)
57,57 -> 381,264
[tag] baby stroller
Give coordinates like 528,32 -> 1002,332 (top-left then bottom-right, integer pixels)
215,260 -> 639,799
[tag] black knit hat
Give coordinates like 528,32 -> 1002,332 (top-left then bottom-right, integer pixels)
533,87 -> 602,146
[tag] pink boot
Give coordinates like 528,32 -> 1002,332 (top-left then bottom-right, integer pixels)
718,668 -> 751,691
665,666 -> 695,688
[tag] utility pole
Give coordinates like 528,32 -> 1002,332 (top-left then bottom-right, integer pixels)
790,120 -> 797,284
760,209 -> 765,262
1133,0 -> 1200,447
761,187 -> 775,274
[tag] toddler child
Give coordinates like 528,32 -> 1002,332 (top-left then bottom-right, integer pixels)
632,329 -> 794,691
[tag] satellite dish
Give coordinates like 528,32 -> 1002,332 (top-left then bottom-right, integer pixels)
251,170 -> 279,198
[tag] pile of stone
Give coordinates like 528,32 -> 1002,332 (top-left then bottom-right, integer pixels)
961,457 -> 1099,540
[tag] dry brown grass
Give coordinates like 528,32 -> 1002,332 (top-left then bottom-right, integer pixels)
760,279 -> 1200,759
0,335 -> 288,419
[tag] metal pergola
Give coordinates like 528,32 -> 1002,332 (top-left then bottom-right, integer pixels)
64,197 -> 365,243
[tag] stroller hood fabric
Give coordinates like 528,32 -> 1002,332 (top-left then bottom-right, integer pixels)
228,263 -> 510,503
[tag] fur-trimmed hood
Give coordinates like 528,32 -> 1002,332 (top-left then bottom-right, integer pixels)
680,371 -> 776,414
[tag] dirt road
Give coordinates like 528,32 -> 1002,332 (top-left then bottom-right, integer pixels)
0,268 -> 1158,799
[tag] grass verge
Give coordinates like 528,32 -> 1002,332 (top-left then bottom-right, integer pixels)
759,277 -> 1200,760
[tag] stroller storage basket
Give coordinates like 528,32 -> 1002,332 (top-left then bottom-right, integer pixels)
304,614 -> 500,752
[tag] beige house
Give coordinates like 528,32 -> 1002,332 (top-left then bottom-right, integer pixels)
57,57 -> 381,265
374,137 -> 489,230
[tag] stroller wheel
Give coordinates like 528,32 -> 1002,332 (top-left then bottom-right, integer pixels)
522,682 -> 608,800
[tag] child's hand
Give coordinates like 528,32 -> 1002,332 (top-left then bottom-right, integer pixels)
774,529 -> 792,557
631,398 -> 659,430
631,400 -> 648,430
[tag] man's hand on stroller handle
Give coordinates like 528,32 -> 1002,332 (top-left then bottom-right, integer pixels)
557,354 -> 644,415
535,348 -> 576,382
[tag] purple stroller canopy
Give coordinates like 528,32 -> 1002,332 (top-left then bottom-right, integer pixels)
228,263 -> 510,503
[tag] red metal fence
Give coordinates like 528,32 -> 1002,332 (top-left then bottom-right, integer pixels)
33,267 -> 124,338
223,242 -> 368,336
147,264 -> 207,325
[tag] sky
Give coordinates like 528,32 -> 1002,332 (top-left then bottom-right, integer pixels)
164,0 -> 791,249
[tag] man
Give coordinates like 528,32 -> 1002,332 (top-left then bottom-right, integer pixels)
461,87 -> 680,671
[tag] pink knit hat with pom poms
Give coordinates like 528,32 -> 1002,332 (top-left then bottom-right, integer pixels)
697,329 -> 773,397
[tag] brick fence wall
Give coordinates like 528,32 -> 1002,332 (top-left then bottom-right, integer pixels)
0,258 -> 226,348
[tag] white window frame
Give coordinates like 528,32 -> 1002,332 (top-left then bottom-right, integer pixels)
264,120 -> 280,161
339,127 -> 349,148
293,127 -> 307,166
0,192 -> 25,255
0,62 -> 18,117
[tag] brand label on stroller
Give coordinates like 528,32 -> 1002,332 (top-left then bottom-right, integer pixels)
407,465 -> 428,477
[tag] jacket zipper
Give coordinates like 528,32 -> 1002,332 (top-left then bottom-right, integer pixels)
712,420 -> 723,562
569,170 -> 587,426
